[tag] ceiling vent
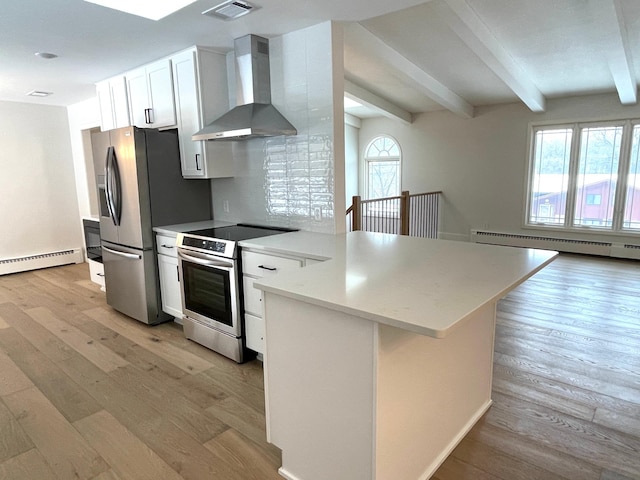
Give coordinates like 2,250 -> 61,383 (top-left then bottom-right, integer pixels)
202,0 -> 256,20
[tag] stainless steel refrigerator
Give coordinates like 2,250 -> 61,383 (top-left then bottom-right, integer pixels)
92,126 -> 211,324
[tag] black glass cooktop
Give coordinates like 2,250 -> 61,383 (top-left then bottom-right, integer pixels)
185,223 -> 296,242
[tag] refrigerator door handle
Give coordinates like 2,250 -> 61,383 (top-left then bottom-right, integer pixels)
104,147 -> 116,223
102,245 -> 142,260
106,146 -> 122,226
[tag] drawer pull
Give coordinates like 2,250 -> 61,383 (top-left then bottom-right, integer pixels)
258,265 -> 277,271
161,244 -> 174,249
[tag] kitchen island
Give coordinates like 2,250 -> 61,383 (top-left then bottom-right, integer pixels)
250,231 -> 557,480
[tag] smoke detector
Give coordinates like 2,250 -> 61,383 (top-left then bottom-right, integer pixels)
202,0 -> 257,20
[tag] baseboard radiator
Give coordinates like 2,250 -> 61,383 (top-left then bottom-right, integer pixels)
470,230 -> 640,260
0,249 -> 84,276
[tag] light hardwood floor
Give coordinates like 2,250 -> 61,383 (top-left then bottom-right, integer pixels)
0,254 -> 638,479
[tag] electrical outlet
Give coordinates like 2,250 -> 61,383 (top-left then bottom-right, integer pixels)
223,200 -> 230,213
313,207 -> 322,221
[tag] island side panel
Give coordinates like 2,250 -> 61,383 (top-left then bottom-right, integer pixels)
263,293 -> 377,480
375,301 -> 497,480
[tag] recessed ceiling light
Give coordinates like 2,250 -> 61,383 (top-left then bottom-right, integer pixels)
83,0 -> 197,21
202,0 -> 257,20
35,52 -> 58,60
26,90 -> 53,97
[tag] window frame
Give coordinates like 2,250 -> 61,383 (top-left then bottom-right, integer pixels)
363,135 -> 402,201
524,119 -> 640,236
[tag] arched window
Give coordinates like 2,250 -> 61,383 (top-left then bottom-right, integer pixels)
364,135 -> 401,199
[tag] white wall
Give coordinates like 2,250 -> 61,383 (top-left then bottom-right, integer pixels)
344,121 -> 360,207
210,21 -> 345,234
358,92 -> 640,243
0,101 -> 82,259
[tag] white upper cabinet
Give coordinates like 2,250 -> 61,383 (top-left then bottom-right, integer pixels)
126,58 -> 176,129
172,47 -> 233,179
95,47 -> 233,178
96,76 -> 131,131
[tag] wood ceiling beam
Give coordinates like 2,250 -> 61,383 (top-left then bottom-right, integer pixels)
344,80 -> 413,125
355,24 -> 475,119
438,0 -> 546,112
589,0 -> 637,105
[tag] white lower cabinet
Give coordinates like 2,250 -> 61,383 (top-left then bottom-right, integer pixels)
88,259 -> 105,290
241,250 -> 309,355
156,234 -> 182,320
244,312 -> 264,353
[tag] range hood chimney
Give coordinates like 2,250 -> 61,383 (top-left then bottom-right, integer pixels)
192,34 -> 297,141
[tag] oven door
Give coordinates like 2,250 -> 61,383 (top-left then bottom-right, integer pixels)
177,249 -> 240,337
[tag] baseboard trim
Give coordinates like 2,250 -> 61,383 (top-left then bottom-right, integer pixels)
0,249 -> 83,275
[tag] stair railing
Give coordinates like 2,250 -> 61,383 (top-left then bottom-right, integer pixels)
346,190 -> 442,238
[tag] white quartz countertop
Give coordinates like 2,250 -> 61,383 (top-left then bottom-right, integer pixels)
153,220 -> 233,236
239,231 -> 338,261
253,231 -> 557,338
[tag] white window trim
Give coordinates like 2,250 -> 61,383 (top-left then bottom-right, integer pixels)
362,135 -> 402,201
524,119 -> 640,236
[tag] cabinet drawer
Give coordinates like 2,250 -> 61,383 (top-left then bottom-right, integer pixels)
156,234 -> 178,257
88,259 -> 105,287
242,251 -> 303,277
245,313 -> 264,354
243,276 -> 262,316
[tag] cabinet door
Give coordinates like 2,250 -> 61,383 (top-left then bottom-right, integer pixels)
110,77 -> 131,128
172,51 -> 206,178
126,67 -> 149,127
172,48 -> 234,179
158,253 -> 183,318
96,77 -> 130,131
146,59 -> 176,128
242,275 -> 262,316
245,313 -> 264,354
96,80 -> 115,131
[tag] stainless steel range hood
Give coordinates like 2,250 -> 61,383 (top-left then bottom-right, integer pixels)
192,34 -> 297,141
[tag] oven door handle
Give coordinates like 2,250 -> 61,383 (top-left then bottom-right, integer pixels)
177,250 -> 234,270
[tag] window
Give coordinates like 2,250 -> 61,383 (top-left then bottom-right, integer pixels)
526,120 -> 640,233
364,136 -> 401,199
585,194 -> 602,205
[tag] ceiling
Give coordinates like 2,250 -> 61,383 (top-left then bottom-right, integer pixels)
2,0 -> 639,120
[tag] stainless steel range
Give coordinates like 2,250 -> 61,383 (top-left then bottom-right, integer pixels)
176,224 -> 294,363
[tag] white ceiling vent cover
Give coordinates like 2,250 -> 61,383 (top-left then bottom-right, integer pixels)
202,0 -> 256,20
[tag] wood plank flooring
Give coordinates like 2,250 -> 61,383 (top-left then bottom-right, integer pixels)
0,254 -> 638,479
434,253 -> 640,480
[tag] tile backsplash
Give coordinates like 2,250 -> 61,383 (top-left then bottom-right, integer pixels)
210,22 -> 338,234
264,133 -> 334,221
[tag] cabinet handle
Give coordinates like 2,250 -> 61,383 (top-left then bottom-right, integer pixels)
195,154 -> 201,171
161,244 -> 174,249
258,265 -> 277,271
144,108 -> 153,124
176,265 -> 180,282
97,273 -> 105,277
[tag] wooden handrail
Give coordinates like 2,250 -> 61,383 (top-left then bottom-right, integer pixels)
409,190 -> 443,197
